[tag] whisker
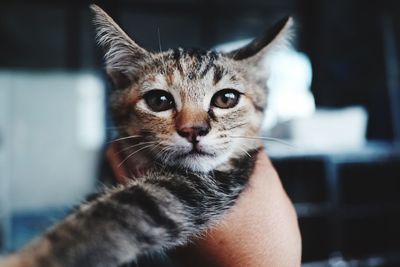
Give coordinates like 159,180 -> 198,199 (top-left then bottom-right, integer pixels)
157,27 -> 163,53
157,146 -> 174,172
152,144 -> 172,170
153,147 -> 166,169
225,122 -> 248,131
108,135 -> 142,144
117,144 -> 156,168
229,135 -> 295,148
116,141 -> 158,155
157,28 -> 169,74
155,146 -> 170,161
238,146 -> 252,158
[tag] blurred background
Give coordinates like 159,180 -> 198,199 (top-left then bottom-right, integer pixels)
1,0 -> 400,266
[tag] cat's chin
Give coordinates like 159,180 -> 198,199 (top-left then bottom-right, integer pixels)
166,151 -> 233,173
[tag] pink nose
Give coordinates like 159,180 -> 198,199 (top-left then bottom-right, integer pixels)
177,125 -> 210,143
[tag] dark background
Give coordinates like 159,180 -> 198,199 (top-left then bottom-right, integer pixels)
1,0 -> 400,266
1,0 -> 399,140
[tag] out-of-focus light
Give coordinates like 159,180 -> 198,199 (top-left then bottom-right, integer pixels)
76,74 -> 105,150
265,49 -> 314,129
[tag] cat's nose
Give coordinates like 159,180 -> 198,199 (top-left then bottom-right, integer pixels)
177,124 -> 210,143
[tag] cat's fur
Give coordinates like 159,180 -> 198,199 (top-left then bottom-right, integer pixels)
0,5 -> 292,267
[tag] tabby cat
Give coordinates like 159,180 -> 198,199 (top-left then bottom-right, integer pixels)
0,5 -> 292,267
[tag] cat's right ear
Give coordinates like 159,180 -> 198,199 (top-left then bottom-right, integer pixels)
90,4 -> 150,89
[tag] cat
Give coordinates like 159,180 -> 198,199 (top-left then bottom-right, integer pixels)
0,4 -> 292,267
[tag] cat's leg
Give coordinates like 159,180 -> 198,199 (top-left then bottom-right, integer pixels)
0,153 -> 256,267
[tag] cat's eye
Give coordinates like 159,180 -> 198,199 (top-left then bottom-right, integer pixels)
143,90 -> 175,112
211,89 -> 241,109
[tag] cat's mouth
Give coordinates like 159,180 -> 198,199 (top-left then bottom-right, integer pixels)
188,148 -> 213,156
163,141 -> 230,172
176,146 -> 215,159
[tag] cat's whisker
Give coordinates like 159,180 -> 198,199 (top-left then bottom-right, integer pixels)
153,146 -> 168,169
225,122 -> 248,131
155,147 -> 171,170
238,141 -> 252,150
158,147 -> 175,172
149,143 -> 166,160
238,146 -> 252,158
116,141 -> 158,155
156,146 -> 171,161
229,135 -> 295,148
108,135 -> 142,144
154,145 -> 168,158
157,28 -> 163,52
157,28 -> 169,74
117,144 -> 157,168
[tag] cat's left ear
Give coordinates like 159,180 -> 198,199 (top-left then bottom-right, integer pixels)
90,4 -> 151,89
226,16 -> 294,70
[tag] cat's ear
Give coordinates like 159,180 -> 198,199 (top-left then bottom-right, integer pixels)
226,16 -> 294,69
90,4 -> 150,89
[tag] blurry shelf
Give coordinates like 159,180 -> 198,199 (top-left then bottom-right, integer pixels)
295,202 -> 400,219
268,141 -> 400,161
302,251 -> 400,267
295,203 -> 332,218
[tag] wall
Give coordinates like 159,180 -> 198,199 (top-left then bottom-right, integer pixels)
0,72 -> 105,212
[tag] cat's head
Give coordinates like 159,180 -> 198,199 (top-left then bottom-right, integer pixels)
91,5 -> 293,172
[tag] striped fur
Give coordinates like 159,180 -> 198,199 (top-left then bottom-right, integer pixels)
3,153 -> 257,267
0,5 -> 293,267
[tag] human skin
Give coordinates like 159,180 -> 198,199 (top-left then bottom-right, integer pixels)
170,151 -> 302,267
108,145 -> 302,266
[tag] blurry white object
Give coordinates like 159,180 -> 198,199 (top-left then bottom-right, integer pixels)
264,48 -> 315,129
291,107 -> 368,150
0,71 -> 105,212
215,39 -> 315,130
76,75 -> 105,150
267,107 -> 369,155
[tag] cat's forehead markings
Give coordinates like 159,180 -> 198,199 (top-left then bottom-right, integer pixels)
142,74 -> 167,92
176,48 -> 190,75
169,48 -> 222,80
230,75 -> 238,82
217,73 -> 244,91
196,59 -> 210,78
198,66 -> 216,88
212,65 -> 224,85
165,69 -> 174,87
170,69 -> 181,86
155,73 -> 167,86
170,48 -> 184,75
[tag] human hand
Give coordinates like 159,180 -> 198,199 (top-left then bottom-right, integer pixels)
107,145 -> 302,266
169,150 -> 302,266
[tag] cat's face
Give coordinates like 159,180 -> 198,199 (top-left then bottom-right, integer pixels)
91,5 -> 292,172
110,49 -> 266,172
